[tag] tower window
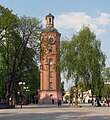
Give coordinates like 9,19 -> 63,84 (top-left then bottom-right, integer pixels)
49,48 -> 52,53
49,18 -> 52,24
49,59 -> 53,66
50,71 -> 52,78
50,82 -> 52,89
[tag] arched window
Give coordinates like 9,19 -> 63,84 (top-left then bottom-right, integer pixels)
49,48 -> 52,53
48,18 -> 52,24
50,71 -> 52,78
49,59 -> 53,66
50,82 -> 52,89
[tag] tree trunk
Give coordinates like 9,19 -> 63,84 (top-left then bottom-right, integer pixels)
75,77 -> 78,106
75,88 -> 78,106
91,90 -> 94,105
81,90 -> 83,103
6,72 -> 16,105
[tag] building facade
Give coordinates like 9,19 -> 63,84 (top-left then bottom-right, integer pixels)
40,13 -> 61,103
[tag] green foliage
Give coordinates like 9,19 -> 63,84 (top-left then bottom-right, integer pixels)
60,26 -> 106,105
102,67 -> 110,98
0,5 -> 42,103
69,86 -> 75,100
0,69 -> 6,99
0,5 -> 19,100
60,81 -> 65,98
64,95 -> 70,101
102,67 -> 110,81
60,81 -> 64,89
0,6 -> 19,31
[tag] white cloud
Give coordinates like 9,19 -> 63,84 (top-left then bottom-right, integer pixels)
55,12 -> 110,35
96,12 -> 110,25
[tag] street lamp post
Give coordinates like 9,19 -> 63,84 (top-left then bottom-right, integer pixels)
18,82 -> 25,108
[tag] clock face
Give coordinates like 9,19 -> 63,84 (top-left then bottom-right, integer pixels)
48,38 -> 55,45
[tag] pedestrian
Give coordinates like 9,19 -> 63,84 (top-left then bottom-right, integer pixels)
57,99 -> 61,106
69,99 -> 73,105
52,99 -> 54,104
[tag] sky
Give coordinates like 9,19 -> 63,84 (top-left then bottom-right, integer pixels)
1,0 -> 110,89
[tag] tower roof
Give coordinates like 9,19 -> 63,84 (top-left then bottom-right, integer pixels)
43,27 -> 58,32
43,13 -> 60,34
45,13 -> 54,19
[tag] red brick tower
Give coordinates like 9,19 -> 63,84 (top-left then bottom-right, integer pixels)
40,13 -> 61,103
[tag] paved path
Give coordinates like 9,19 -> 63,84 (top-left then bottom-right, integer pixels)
0,104 -> 110,120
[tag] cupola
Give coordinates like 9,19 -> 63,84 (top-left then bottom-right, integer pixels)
46,13 -> 54,28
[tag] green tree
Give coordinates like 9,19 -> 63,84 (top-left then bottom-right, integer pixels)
0,5 -> 19,103
15,48 -> 40,103
64,95 -> 70,101
60,26 -> 106,106
15,16 -> 42,101
69,86 -> 75,101
75,27 -> 105,103
0,56 -> 6,100
78,81 -> 86,103
60,81 -> 65,101
102,67 -> 110,99
0,6 -> 42,104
